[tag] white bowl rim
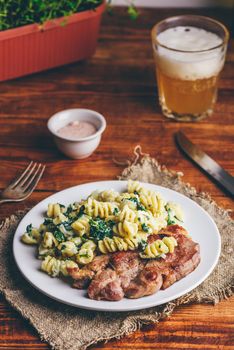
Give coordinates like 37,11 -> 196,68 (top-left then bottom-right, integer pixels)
47,108 -> 106,142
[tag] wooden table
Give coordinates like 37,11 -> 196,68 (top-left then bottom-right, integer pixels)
0,6 -> 233,350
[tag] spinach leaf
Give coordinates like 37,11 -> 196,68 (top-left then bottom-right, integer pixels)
75,205 -> 85,219
62,221 -> 73,231
166,208 -> 176,226
107,220 -> 116,228
128,197 -> 146,211
26,224 -> 32,234
53,230 -> 65,243
43,218 -> 53,225
141,223 -> 149,232
113,207 -> 119,215
65,204 -> 74,215
139,240 -> 147,251
78,252 -> 90,258
89,217 -> 113,241
43,218 -> 57,233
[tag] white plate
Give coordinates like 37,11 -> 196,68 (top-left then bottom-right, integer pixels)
13,181 -> 221,312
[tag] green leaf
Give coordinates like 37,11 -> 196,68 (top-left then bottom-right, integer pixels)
79,252 -> 90,258
75,205 -> 85,219
89,217 -> 113,241
128,197 -> 146,211
0,0 -> 103,31
43,218 -> 53,225
113,207 -> 119,215
0,1 -> 139,31
107,220 -> 116,228
127,5 -> 138,20
65,203 -> 76,216
43,217 -> 57,233
141,223 -> 149,232
26,223 -> 32,233
53,230 -> 65,243
166,208 -> 176,226
139,239 -> 147,251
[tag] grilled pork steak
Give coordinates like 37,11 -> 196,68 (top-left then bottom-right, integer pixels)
124,266 -> 163,299
160,224 -> 188,237
69,268 -> 94,289
68,255 -> 110,289
88,269 -> 124,301
70,225 -> 201,301
110,251 -> 141,289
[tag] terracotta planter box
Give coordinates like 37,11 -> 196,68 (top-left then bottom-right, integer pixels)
0,2 -> 105,81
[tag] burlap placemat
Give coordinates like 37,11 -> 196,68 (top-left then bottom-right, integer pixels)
0,153 -> 233,350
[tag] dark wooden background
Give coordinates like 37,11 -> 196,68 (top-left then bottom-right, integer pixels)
0,6 -> 233,350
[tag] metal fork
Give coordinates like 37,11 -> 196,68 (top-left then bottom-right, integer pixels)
0,161 -> 45,205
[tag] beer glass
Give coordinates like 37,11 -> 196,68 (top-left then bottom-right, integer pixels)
151,16 -> 229,121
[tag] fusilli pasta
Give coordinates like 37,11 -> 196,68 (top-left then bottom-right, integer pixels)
58,241 -> 78,257
127,179 -> 143,194
85,198 -> 118,219
113,220 -> 138,239
71,215 -> 91,236
21,226 -> 41,245
140,236 -> 178,259
41,256 -> 78,277
98,236 -> 139,254
118,205 -> 136,222
139,193 -> 164,216
47,203 -> 65,218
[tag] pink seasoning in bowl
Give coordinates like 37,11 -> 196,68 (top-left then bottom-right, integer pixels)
57,120 -> 97,139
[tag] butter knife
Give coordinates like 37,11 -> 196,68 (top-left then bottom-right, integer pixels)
176,131 -> 234,197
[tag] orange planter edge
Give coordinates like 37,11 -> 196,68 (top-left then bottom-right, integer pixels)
0,2 -> 105,81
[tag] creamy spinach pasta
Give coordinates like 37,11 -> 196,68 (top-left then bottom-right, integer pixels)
21,180 -> 184,278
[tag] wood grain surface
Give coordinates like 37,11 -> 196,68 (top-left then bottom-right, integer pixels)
0,6 -> 233,350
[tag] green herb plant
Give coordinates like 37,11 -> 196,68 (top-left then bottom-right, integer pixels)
0,0 -> 138,31
107,0 -> 138,20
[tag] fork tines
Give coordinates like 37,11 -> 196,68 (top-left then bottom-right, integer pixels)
10,161 -> 45,193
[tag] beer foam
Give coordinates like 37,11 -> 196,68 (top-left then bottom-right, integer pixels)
155,26 -> 225,80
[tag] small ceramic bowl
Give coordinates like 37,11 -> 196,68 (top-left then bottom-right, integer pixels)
47,108 -> 106,159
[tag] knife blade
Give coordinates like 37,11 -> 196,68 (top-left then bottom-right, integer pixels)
176,131 -> 234,198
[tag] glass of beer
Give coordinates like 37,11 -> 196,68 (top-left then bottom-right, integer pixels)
151,16 -> 229,121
